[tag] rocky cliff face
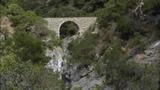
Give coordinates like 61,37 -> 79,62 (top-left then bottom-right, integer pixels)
44,4 -> 160,90
45,28 -> 159,90
45,23 -> 160,90
63,64 -> 104,90
62,40 -> 160,90
144,41 -> 160,63
133,40 -> 160,64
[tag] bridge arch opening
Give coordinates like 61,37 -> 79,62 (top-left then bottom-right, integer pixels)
59,21 -> 79,39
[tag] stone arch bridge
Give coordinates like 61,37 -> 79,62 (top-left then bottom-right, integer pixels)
44,17 -> 97,37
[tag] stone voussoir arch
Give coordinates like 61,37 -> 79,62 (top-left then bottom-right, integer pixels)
44,17 -> 97,37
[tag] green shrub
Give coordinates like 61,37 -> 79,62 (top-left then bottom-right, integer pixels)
97,0 -> 138,29
7,4 -> 44,30
144,0 -> 160,11
96,0 -> 127,28
129,32 -> 148,52
116,16 -> 134,40
0,0 -> 20,6
7,4 -> 24,16
1,3 -> 59,64
0,5 -> 7,17
46,30 -> 61,48
72,87 -> 82,90
13,31 -> 48,64
0,53 -> 65,90
96,41 -> 159,90
68,31 -> 98,64
48,6 -> 86,17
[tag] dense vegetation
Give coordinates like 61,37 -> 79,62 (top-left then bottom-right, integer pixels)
0,0 -> 160,90
67,0 -> 160,89
0,1 -> 63,89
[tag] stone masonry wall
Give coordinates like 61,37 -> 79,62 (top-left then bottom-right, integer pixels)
44,17 -> 97,37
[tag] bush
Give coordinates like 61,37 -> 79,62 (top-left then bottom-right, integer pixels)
13,31 -> 48,64
1,3 -> 59,64
45,30 -> 61,48
68,30 -> 98,64
97,0 -> 137,29
0,2 -> 64,90
0,5 -> 7,17
96,41 -> 159,90
127,32 -> 148,52
144,0 -> 160,11
116,16 -> 134,40
0,53 -> 65,90
7,4 -> 44,30
48,6 -> 86,17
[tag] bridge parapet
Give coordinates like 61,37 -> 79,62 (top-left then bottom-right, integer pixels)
44,17 -> 97,37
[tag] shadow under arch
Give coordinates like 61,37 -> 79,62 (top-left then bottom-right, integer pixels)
59,21 -> 79,39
